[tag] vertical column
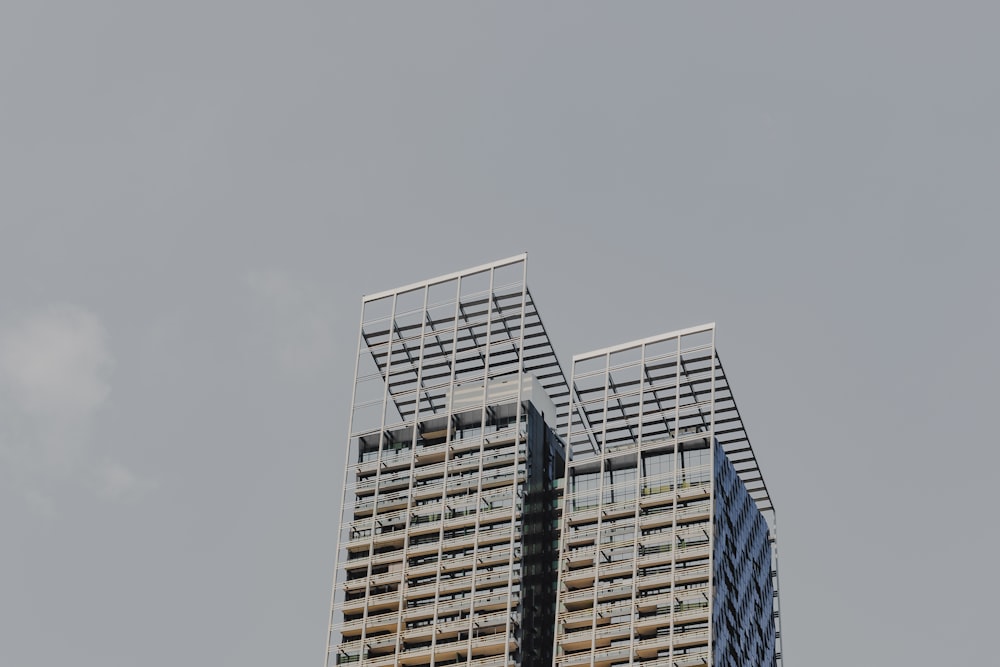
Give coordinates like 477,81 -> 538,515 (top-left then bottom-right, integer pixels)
427,275 -> 463,667
325,298 -> 368,667
705,327 -> 717,667
360,292 -> 399,664
501,260 -> 528,667
391,284 -> 431,663
626,342 -> 646,667
667,333 -> 681,667
464,266 -> 497,666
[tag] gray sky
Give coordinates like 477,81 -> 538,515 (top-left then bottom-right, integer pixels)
2,2 -> 997,665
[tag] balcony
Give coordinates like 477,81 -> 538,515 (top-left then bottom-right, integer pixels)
557,644 -> 631,667
342,562 -> 406,593
635,563 -> 710,592
632,610 -> 670,634
633,635 -> 711,662
353,489 -> 411,517
408,504 -> 521,540
367,549 -> 406,569
406,523 -> 513,560
404,610 -> 511,643
353,449 -> 412,476
639,500 -> 711,531
412,441 -> 448,465
403,569 -> 518,603
582,621 -> 632,649
371,529 -> 406,550
409,426 -> 521,467
640,478 -> 711,509
557,606 -> 604,629
457,611 -> 511,636
473,589 -> 518,613
635,586 -> 708,615
599,498 -> 638,521
565,503 -> 599,525
370,506 -> 410,526
406,467 -> 521,503
429,446 -> 523,479
638,652 -> 709,667
360,656 -> 396,667
336,633 -> 399,656
338,609 -> 400,635
562,551 -> 596,570
343,577 -> 368,594
635,540 -> 710,569
559,626 -> 596,652
561,586 -> 594,611
671,630 -> 711,649
338,588 -> 400,615
560,563 -> 597,588
564,526 -> 598,548
594,558 -> 636,581
355,469 -> 414,496
405,546 -> 514,579
469,655 -> 509,667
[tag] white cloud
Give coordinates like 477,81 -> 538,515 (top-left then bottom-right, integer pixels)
0,304 -> 111,419
94,459 -> 156,500
0,304 -> 148,510
245,270 -> 337,375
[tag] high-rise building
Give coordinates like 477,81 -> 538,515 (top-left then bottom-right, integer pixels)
326,256 -> 570,667
553,327 -> 782,667
325,255 -> 782,667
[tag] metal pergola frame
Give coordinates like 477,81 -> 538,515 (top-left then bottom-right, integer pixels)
356,254 -> 571,435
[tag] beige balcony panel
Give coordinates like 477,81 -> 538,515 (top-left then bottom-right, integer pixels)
559,628 -> 596,652
563,547 -> 596,568
674,605 -> 710,625
400,622 -> 433,643
560,565 -> 596,588
362,656 -> 397,667
599,499 -> 637,520
469,656 -> 507,667
565,527 -> 598,548
592,582 -> 634,603
590,621 -> 632,646
558,606 -> 614,628
371,531 -> 406,549
469,633 -> 517,656
413,442 -> 447,463
595,559 -> 634,580
672,628 -> 710,649
566,505 -> 600,525
633,611 -> 671,633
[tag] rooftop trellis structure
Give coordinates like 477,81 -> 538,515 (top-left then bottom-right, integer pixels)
555,323 -> 782,667
351,254 -> 571,436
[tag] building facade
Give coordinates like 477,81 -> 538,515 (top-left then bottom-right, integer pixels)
325,255 -> 782,667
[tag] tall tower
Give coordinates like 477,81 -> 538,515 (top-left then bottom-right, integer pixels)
553,325 -> 783,667
326,258 -> 783,667
325,255 -> 569,667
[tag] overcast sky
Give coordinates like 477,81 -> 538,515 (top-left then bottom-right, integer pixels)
2,2 -> 998,666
